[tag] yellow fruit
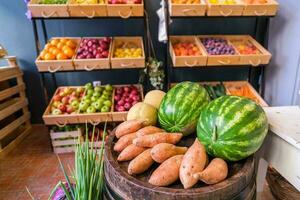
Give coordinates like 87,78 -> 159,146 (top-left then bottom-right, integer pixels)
39,50 -> 48,60
143,90 -> 166,109
127,102 -> 158,126
56,53 -> 68,60
50,39 -> 60,46
44,53 -> 55,60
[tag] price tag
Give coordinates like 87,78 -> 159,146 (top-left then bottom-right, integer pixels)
93,81 -> 102,87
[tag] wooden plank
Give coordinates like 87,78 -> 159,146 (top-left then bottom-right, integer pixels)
0,125 -> 31,158
0,98 -> 28,121
0,83 -> 26,101
0,112 -> 31,140
0,67 -> 23,82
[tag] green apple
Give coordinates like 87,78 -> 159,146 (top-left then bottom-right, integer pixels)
104,100 -> 112,107
79,101 -> 89,112
93,91 -> 101,98
87,106 -> 96,114
83,95 -> 90,101
102,90 -> 111,96
94,86 -> 102,93
84,99 -> 91,105
71,100 -> 79,110
91,96 -> 98,102
105,84 -> 113,91
85,83 -> 93,90
101,94 -> 109,100
52,108 -> 62,115
86,89 -> 94,97
101,105 -> 110,113
93,101 -> 103,110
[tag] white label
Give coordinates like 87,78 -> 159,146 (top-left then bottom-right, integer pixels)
93,81 -> 101,87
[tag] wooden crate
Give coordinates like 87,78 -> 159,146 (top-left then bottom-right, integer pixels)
0,57 -> 31,158
73,37 -> 112,71
169,36 -> 207,67
169,0 -> 206,16
107,1 -> 144,18
228,35 -> 272,66
198,35 -> 241,66
206,0 -> 244,16
68,0 -> 108,17
224,81 -> 268,106
50,128 -> 81,154
243,0 -> 279,16
35,37 -> 81,72
111,37 -> 145,69
42,86 -> 85,125
27,0 -> 69,18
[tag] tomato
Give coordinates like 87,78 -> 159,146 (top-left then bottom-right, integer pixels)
56,53 -> 68,60
63,49 -> 75,58
66,40 -> 77,49
50,39 -> 60,46
39,50 -> 48,60
44,53 -> 55,60
56,42 -> 64,50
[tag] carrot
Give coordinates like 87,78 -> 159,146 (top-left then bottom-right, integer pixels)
114,132 -> 137,152
136,126 -> 164,137
193,158 -> 228,185
117,144 -> 147,162
148,155 -> 183,187
128,149 -> 154,175
115,120 -> 145,138
133,132 -> 183,148
150,143 -> 188,163
179,139 -> 207,189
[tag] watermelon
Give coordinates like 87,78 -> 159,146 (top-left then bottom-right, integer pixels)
158,82 -> 210,136
197,95 -> 268,161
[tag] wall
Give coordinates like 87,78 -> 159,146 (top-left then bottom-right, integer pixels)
0,0 -> 291,123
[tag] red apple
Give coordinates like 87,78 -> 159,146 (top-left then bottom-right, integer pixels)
53,95 -> 62,102
61,96 -> 70,105
66,106 -> 73,114
58,104 -> 67,113
124,102 -> 131,110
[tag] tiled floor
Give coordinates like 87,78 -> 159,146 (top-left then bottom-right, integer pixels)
0,125 -> 275,200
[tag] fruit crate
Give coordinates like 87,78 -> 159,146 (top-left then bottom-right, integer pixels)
35,37 -> 81,72
242,0 -> 279,16
0,57 -> 31,158
68,0 -> 108,18
111,37 -> 145,69
206,0 -> 245,17
27,0 -> 69,18
169,36 -> 207,67
198,35 -> 241,66
107,0 -> 144,18
50,128 -> 81,154
73,37 -> 112,71
228,35 -> 272,66
169,0 -> 206,17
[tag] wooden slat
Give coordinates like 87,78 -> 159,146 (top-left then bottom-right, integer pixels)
0,98 -> 28,121
0,67 -> 23,82
0,112 -> 31,140
0,84 -> 26,101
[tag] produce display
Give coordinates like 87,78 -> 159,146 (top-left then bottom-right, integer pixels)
108,0 -> 142,4
201,38 -> 236,55
231,40 -> 261,55
76,38 -> 111,59
50,87 -> 85,115
38,0 -> 67,4
51,125 -> 81,132
203,83 -> 226,100
245,0 -> 268,4
39,38 -> 77,61
72,0 -> 105,4
197,96 -> 268,161
113,42 -> 143,58
209,0 -> 236,4
171,0 -> 200,4
226,84 -> 263,104
173,41 -> 201,56
79,83 -> 113,113
114,85 -> 141,112
158,82 -> 210,136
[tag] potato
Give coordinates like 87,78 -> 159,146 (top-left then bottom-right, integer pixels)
179,139 -> 207,189
133,132 -> 183,148
115,120 -> 145,138
136,126 -> 164,137
148,155 -> 183,187
193,158 -> 228,185
150,143 -> 188,163
117,144 -> 147,162
128,149 -> 154,175
114,132 -> 137,152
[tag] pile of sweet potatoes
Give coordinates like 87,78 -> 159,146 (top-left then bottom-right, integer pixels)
114,119 -> 229,189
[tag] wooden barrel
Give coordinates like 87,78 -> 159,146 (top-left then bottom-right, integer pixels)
104,133 -> 256,200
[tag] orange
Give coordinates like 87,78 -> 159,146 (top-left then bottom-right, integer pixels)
56,42 -> 65,50
66,40 -> 77,49
44,44 -> 53,51
50,39 -> 60,46
39,50 -> 48,60
60,38 -> 69,44
56,53 -> 68,60
44,53 -> 55,60
52,48 -> 62,56
62,45 -> 72,52
48,47 -> 58,54
63,49 -> 75,58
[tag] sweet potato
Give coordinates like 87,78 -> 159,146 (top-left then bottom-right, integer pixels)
136,126 -> 164,137
114,132 -> 137,152
150,143 -> 188,163
179,139 -> 207,189
133,132 -> 183,148
193,158 -> 228,185
117,144 -> 147,162
148,155 -> 183,187
115,120 -> 145,138
128,149 -> 154,175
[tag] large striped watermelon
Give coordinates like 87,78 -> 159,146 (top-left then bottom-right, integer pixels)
197,95 -> 268,161
158,82 -> 210,136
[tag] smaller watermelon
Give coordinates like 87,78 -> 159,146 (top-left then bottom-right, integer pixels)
197,96 -> 268,161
